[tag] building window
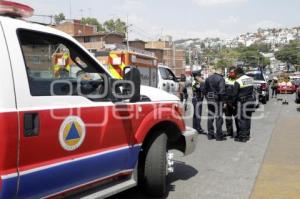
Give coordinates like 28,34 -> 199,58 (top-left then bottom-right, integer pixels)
84,36 -> 91,43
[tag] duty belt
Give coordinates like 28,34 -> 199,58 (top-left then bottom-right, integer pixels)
207,92 -> 216,99
239,95 -> 253,102
193,92 -> 203,99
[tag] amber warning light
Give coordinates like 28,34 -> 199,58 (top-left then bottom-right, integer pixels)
0,1 -> 34,18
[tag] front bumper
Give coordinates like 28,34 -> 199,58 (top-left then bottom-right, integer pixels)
182,127 -> 198,156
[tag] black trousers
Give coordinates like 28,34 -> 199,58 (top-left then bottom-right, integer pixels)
207,101 -> 223,136
237,102 -> 252,138
224,103 -> 239,135
192,97 -> 203,132
271,88 -> 277,97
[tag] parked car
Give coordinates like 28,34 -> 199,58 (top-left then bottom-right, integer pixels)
246,71 -> 269,104
277,81 -> 296,94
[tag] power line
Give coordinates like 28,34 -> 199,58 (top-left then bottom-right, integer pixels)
131,27 -> 154,41
131,25 -> 156,41
131,29 -> 153,41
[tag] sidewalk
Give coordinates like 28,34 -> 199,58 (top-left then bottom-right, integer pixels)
251,105 -> 300,199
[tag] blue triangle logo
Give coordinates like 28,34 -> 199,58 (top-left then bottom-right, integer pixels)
65,123 -> 80,140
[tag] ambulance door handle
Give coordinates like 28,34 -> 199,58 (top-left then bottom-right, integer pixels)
24,113 -> 40,137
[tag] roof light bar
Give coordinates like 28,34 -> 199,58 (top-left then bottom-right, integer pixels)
0,1 -> 34,18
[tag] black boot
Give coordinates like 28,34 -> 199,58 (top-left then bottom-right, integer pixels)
197,129 -> 206,134
207,134 -> 215,140
234,137 -> 247,142
215,134 -> 226,141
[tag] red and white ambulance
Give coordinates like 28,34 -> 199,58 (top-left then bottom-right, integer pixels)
0,1 -> 197,198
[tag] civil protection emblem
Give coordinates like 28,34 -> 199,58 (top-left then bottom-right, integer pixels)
59,116 -> 86,151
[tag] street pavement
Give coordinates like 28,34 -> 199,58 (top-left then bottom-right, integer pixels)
251,94 -> 300,199
78,92 -> 299,199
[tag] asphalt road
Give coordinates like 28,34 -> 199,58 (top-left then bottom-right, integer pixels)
106,93 -> 299,199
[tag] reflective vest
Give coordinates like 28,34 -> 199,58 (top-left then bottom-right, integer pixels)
53,53 -> 71,78
235,75 -> 254,101
63,53 -> 71,72
225,77 -> 236,102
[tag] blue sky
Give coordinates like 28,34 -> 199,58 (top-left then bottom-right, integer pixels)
17,0 -> 300,40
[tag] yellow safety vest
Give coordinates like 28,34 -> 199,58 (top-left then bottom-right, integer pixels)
236,75 -> 253,88
225,78 -> 236,85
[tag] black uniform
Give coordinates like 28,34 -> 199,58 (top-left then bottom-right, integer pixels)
224,78 -> 239,137
233,75 -> 255,141
204,73 -> 226,140
192,79 -> 205,133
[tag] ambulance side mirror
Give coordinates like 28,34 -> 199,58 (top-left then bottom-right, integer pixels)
124,67 -> 141,102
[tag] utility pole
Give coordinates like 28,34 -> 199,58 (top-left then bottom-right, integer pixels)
79,9 -> 84,19
69,0 -> 72,19
173,42 -> 176,70
189,48 -> 192,71
88,8 -> 92,17
126,15 -> 132,52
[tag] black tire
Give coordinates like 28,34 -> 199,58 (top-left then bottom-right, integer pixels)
143,133 -> 167,197
296,95 -> 300,104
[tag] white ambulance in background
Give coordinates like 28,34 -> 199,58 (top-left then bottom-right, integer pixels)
158,64 -> 179,96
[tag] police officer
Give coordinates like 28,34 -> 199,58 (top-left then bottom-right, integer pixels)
233,67 -> 255,142
224,67 -> 239,137
204,69 -> 226,141
192,70 -> 205,134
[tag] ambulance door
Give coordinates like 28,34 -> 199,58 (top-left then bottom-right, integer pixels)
4,26 -> 132,198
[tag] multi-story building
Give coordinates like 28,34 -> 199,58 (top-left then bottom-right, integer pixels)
54,19 -> 96,36
74,33 -> 125,53
53,20 -> 125,53
145,39 -> 185,75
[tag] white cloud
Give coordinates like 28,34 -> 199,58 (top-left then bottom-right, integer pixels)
220,16 -> 239,24
193,0 -> 247,6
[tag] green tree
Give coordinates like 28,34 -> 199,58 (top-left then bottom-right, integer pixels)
114,18 -> 126,33
216,59 -> 231,71
275,40 -> 300,66
103,19 -> 115,32
103,18 -> 126,34
249,43 -> 271,53
54,13 -> 65,24
236,45 -> 270,68
81,17 -> 105,32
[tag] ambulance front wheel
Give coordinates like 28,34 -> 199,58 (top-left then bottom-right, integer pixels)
143,132 -> 168,197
